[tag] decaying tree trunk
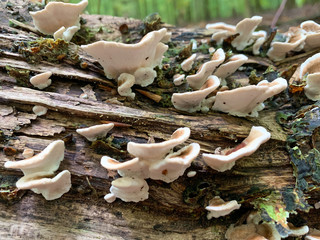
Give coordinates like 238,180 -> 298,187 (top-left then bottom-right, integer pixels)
0,1 -> 319,239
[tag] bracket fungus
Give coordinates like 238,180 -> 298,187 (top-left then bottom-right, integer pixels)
76,123 -> 114,141
32,105 -> 48,116
206,16 -> 263,50
181,53 -> 196,72
205,197 -> 241,219
299,53 -> 320,101
101,127 -> 200,202
53,25 -> 80,42
173,74 -> 185,86
81,28 -> 168,98
186,48 -> 225,90
214,54 -> 248,79
203,126 -> 271,172
172,75 -> 220,113
4,140 -> 71,200
300,20 -> 320,50
267,27 -> 306,61
30,71 -> 52,90
29,0 -> 88,35
212,77 -> 288,117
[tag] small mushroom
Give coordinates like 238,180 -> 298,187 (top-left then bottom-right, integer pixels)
32,105 -> 48,116
127,127 -> 190,162
5,140 -> 65,176
203,126 -> 270,172
133,67 -> 157,87
212,77 -> 288,117
252,30 -> 267,55
105,177 -> 149,203
117,73 -> 135,99
267,27 -> 306,61
29,0 -> 88,35
22,148 -> 34,159
149,143 -> 200,183
76,123 -> 114,141
30,71 -> 52,89
16,170 -> 71,201
181,53 -> 196,72
173,74 -> 185,86
205,196 -> 241,219
299,53 -> 320,101
186,48 -> 225,90
172,75 -> 220,113
206,22 -> 236,45
214,54 -> 248,79
300,20 -> 320,50
53,25 -> 80,42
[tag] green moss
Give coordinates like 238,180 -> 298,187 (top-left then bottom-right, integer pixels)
249,69 -> 263,85
6,66 -> 31,87
0,175 -> 25,204
183,180 -> 216,205
18,38 -> 79,64
143,12 -> 162,34
71,26 -> 97,45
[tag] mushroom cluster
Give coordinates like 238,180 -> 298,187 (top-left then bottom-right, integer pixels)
100,127 -> 200,202
4,140 -> 71,200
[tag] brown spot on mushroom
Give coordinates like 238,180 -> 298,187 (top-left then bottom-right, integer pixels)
162,169 -> 168,175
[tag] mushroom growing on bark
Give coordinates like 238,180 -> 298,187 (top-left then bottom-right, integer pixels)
203,126 -> 271,172
300,20 -> 320,50
4,140 -> 71,200
205,196 -> 241,219
30,71 -> 52,89
81,28 -> 168,98
76,123 -> 114,141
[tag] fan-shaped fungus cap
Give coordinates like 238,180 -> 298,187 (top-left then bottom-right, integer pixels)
22,148 -> 34,159
29,0 -> 88,35
76,123 -> 114,142
127,127 -> 190,161
5,140 -> 65,176
133,67 -> 157,87
149,143 -> 200,183
186,48 -> 225,89
212,77 -> 287,117
181,53 -> 196,72
32,105 -> 48,116
300,20 -> 320,50
117,73 -> 135,99
172,75 -> 220,113
267,27 -> 306,61
101,156 -> 149,179
206,22 -> 236,45
214,54 -> 248,79
30,71 -> 52,90
287,224 -> 309,237
205,196 -> 241,219
226,224 -> 268,240
203,126 -> 270,172
232,16 -> 263,50
106,177 -> 149,203
16,170 -> 71,200
81,28 -> 168,79
252,31 -> 267,55
299,53 -> 320,101
173,74 -> 185,86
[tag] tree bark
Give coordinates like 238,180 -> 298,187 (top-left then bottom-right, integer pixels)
0,1 -> 319,239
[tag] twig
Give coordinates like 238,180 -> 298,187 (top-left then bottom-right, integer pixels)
100,120 -> 132,127
135,89 -> 162,103
271,0 -> 287,29
9,19 -> 43,36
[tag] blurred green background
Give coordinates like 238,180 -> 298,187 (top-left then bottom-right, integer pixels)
69,0 -> 319,26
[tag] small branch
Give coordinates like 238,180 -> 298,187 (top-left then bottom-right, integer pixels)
271,0 -> 287,29
135,89 -> 162,103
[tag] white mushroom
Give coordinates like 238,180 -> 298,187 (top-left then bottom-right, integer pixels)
76,123 -> 114,142
106,177 -> 149,203
32,105 -> 48,116
117,73 -> 136,99
187,171 -> 197,177
186,48 -> 225,90
315,201 -> 320,209
133,67 -> 157,87
300,20 -> 320,50
173,74 -> 185,86
127,127 -> 190,162
181,53 -> 196,72
81,28 -> 168,80
30,71 -> 52,89
149,143 -> 200,183
22,148 -> 34,159
172,75 -> 220,113
5,140 -> 65,175
30,0 -> 88,35
232,16 -> 263,50
299,53 -> 320,101
53,25 -> 80,42
206,22 -> 236,45
206,196 -> 241,219
203,126 -> 270,172
214,54 -> 248,79
252,31 -> 267,55
267,27 -> 306,61
16,170 -> 71,200
212,77 -> 288,117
